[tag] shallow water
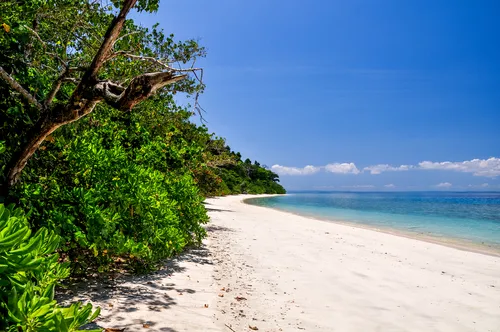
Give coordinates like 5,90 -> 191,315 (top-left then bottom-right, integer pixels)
246,192 -> 500,251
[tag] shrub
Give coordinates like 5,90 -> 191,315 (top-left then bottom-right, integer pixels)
11,106 -> 209,274
0,204 -> 100,331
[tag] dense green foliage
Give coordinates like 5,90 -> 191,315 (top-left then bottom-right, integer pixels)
0,204 -> 100,332
1,0 -> 285,329
216,158 -> 286,195
11,102 -> 212,273
0,0 -> 284,267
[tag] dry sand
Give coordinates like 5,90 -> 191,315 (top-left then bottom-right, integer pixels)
208,195 -> 500,332
72,194 -> 500,331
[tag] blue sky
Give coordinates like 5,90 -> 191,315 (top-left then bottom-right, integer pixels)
134,0 -> 500,191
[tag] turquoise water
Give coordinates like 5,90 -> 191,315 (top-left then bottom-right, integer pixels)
246,192 -> 500,250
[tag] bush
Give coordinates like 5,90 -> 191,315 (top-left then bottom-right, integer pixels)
11,106 -> 209,274
0,204 -> 100,331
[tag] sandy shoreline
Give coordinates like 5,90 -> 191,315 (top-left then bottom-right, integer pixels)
209,195 -> 500,332
72,194 -> 500,331
243,196 -> 500,258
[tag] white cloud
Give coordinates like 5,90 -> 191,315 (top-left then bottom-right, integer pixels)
468,183 -> 489,188
324,163 -> 360,174
384,184 -> 396,188
418,158 -> 500,177
363,164 -> 413,174
271,162 -> 360,176
271,164 -> 320,176
271,157 -> 500,178
363,158 -> 500,177
436,182 -> 452,188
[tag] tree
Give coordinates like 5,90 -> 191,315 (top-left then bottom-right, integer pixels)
0,0 -> 204,194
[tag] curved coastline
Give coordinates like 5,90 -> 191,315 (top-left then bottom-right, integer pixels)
243,195 -> 500,258
209,194 -> 500,331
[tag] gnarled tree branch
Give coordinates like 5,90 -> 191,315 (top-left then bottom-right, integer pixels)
95,72 -> 186,110
3,0 -> 204,190
5,0 -> 139,188
112,31 -> 141,49
105,52 -> 205,118
0,66 -> 43,110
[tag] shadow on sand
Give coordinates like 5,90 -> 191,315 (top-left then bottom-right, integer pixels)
204,201 -> 234,213
58,244 -> 214,332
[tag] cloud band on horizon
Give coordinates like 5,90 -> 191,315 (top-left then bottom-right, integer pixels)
271,157 -> 500,178
270,163 -> 360,175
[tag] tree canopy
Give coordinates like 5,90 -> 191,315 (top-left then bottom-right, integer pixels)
0,1 -> 284,329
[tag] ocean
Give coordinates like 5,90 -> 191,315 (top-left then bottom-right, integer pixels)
246,192 -> 500,253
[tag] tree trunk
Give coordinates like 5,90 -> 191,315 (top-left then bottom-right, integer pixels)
3,0 -> 138,191
1,0 -> 193,195
6,99 -> 99,189
6,117 -> 58,187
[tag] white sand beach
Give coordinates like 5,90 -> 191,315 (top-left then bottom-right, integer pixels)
75,194 -> 500,331
207,195 -> 500,332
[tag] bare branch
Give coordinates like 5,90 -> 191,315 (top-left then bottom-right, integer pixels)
44,67 -> 85,107
192,67 -> 203,83
106,51 -> 169,68
40,63 -> 59,73
0,66 -> 43,110
190,68 -> 205,122
47,52 -> 69,69
44,73 -> 65,108
83,0 -> 138,80
62,77 -> 80,84
194,102 -> 207,123
23,25 -> 46,48
107,51 -> 203,76
68,66 -> 88,72
113,31 -> 141,48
